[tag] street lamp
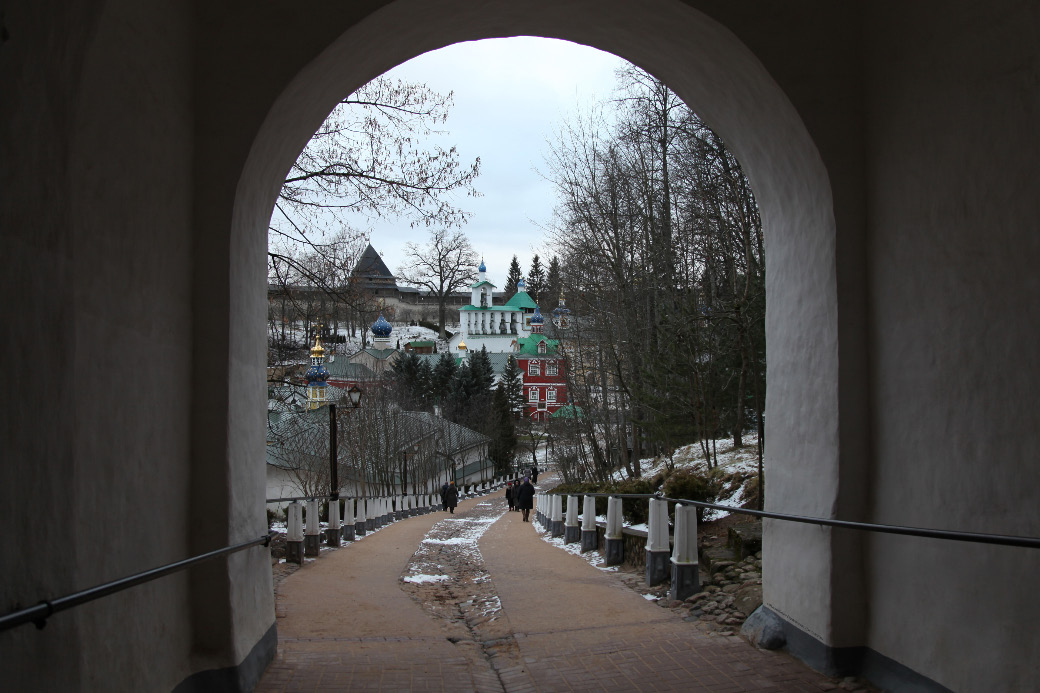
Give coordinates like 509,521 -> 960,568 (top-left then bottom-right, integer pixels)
329,385 -> 364,500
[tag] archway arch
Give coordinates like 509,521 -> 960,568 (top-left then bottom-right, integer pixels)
226,0 -> 856,661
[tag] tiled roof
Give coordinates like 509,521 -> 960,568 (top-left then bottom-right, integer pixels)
515,334 -> 560,356
504,291 -> 538,310
352,243 -> 396,280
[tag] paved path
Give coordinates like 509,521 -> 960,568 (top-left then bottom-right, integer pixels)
257,490 -> 840,692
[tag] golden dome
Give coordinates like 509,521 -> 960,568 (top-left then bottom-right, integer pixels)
310,334 -> 326,357
458,339 -> 468,351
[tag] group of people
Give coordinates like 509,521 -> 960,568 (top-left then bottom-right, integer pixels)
438,464 -> 540,522
505,475 -> 536,522
439,481 -> 459,513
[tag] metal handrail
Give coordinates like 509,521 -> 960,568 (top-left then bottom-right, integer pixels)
547,492 -> 1040,549
266,494 -> 344,504
0,532 -> 275,634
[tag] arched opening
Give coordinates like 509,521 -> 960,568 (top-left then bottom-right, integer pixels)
226,0 -> 852,672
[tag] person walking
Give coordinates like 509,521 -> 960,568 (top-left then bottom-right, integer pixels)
505,482 -> 515,511
515,477 -> 535,522
530,465 -> 539,484
441,481 -> 450,512
444,481 -> 459,514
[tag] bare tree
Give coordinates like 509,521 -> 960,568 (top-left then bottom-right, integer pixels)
268,76 -> 482,363
397,228 -> 479,338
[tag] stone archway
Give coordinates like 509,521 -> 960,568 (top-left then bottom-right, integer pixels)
225,0 -> 858,668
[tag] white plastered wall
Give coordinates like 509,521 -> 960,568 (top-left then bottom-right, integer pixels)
5,0 -> 1037,690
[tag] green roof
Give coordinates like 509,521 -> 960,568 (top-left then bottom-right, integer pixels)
515,334 -> 560,356
459,304 -> 524,312
408,340 -> 435,348
504,291 -> 538,310
469,280 -> 496,289
551,404 -> 583,419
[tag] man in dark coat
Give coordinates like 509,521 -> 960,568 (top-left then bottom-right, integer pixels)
515,477 -> 535,522
441,481 -> 450,511
530,465 -> 539,484
444,481 -> 459,514
505,482 -> 515,511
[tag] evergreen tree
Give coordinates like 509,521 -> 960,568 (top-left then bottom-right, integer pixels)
488,385 -> 517,476
470,346 -> 495,393
501,355 -> 525,416
430,352 -> 458,403
546,256 -> 562,306
415,358 -> 433,406
527,254 -> 545,304
388,351 -> 423,407
504,255 -> 523,299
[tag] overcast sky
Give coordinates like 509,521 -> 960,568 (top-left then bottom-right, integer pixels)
345,37 -> 629,289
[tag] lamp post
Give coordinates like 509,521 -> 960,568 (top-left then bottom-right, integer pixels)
329,384 -> 364,499
327,385 -> 363,546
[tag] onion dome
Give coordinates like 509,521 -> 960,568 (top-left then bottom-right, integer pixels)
458,339 -> 468,351
479,258 -> 486,273
310,334 -> 326,358
305,361 -> 329,385
517,279 -> 527,292
531,306 -> 544,324
370,313 -> 392,338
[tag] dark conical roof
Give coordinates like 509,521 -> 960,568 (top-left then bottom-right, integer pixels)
353,243 -> 395,280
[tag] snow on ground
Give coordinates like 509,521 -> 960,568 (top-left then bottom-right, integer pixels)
608,432 -> 761,519
402,574 -> 451,584
534,522 -> 619,573
611,432 -> 761,482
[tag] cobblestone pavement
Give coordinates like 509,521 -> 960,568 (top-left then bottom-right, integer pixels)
256,489 -> 871,692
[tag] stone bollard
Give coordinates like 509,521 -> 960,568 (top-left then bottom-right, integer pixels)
669,504 -> 700,601
604,496 -> 624,566
645,498 -> 670,586
355,498 -> 367,536
365,498 -> 375,532
374,498 -> 384,527
564,495 -> 581,543
580,495 -> 598,552
401,495 -> 410,518
286,501 -> 304,564
304,498 -> 321,557
326,498 -> 341,546
342,498 -> 356,541
550,495 -> 565,538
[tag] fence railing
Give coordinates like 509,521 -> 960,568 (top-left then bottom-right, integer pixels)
535,490 -> 1040,602
546,491 -> 1040,549
0,533 -> 275,634
2,478 -> 518,636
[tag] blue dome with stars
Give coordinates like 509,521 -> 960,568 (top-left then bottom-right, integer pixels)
305,362 -> 329,386
531,306 -> 544,324
479,259 -> 486,273
371,313 -> 392,338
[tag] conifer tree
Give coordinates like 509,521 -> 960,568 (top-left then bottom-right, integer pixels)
504,255 -> 523,299
527,254 -> 546,304
488,385 -> 518,475
430,351 -> 458,403
501,355 -> 525,416
546,256 -> 562,305
470,346 -> 495,393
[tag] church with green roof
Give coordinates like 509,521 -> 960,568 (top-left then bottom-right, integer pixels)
448,260 -> 540,354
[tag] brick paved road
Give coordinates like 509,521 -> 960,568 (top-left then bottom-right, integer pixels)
256,490 -> 849,692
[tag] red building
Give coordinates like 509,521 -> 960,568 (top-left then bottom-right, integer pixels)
514,308 -> 568,421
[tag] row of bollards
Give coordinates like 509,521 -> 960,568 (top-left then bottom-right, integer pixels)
533,493 -> 701,601
282,480 -> 506,564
